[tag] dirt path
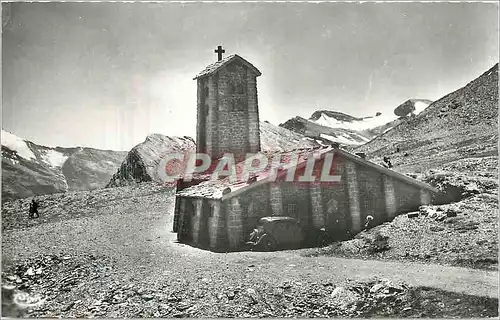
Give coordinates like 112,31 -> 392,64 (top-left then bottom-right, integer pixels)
267,254 -> 498,299
3,208 -> 497,301
155,215 -> 499,299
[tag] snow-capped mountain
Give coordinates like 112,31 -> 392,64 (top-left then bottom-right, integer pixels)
1,129 -> 128,200
280,99 -> 433,146
356,64 -> 498,172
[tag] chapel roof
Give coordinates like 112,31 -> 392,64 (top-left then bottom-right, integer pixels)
193,54 -> 262,80
175,146 -> 329,199
175,147 -> 439,200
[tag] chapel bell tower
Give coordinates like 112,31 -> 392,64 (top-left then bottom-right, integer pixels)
193,46 -> 262,162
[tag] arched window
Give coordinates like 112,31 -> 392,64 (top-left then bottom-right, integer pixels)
236,83 -> 245,94
184,200 -> 196,217
203,202 -> 215,218
227,83 -> 235,94
327,198 -> 338,214
230,100 -> 246,112
287,203 -> 297,217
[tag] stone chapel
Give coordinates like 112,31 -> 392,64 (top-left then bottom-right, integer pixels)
173,47 -> 439,252
193,50 -> 261,162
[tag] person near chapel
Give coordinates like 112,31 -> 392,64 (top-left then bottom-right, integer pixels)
382,156 -> 393,169
29,198 -> 39,219
364,215 -> 374,230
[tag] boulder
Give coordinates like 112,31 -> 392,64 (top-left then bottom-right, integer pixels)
435,214 -> 447,222
407,212 -> 419,219
419,206 -> 440,218
330,287 -> 360,308
429,226 -> 445,232
368,279 -> 405,296
394,100 -> 416,117
446,208 -> 458,217
245,288 -> 259,305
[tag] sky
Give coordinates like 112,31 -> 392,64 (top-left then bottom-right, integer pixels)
2,2 -> 498,151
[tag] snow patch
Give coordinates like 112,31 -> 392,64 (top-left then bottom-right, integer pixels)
41,149 -> 68,167
320,133 -> 365,146
314,112 -> 397,132
1,150 -> 20,166
382,127 -> 394,134
413,101 -> 431,115
1,130 -> 36,160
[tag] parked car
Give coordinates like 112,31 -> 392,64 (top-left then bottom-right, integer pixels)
245,216 -> 329,251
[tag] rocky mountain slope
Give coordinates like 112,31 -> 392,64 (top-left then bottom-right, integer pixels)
356,63 -> 498,173
259,121 -> 319,151
106,135 -> 196,187
280,99 -> 432,146
1,130 -> 127,200
107,121 -> 319,187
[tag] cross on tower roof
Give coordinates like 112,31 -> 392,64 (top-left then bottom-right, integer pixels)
214,45 -> 225,61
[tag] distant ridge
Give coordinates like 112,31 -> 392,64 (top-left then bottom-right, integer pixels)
356,63 -> 499,172
280,99 -> 433,146
1,129 -> 127,200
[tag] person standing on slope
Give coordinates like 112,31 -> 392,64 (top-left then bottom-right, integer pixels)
29,199 -> 39,219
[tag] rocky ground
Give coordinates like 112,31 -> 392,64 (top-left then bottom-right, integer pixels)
356,63 -> 498,173
2,256 -> 496,318
2,181 -> 498,318
305,156 -> 498,271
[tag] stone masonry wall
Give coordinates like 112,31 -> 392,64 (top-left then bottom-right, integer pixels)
269,182 -> 284,216
310,184 -> 324,229
321,156 -> 350,238
176,154 -> 435,251
191,199 -> 203,245
176,197 -> 186,242
420,189 -> 432,205
281,182 -> 310,225
238,184 -> 271,237
197,200 -> 211,249
176,197 -> 224,250
226,197 -> 244,249
216,64 -> 250,161
393,179 -> 423,213
345,160 -> 362,233
206,76 -> 218,156
246,67 -> 261,153
196,79 -> 205,153
382,175 -> 397,219
357,165 -> 386,225
173,196 -> 181,233
209,200 -> 225,250
195,60 -> 260,160
177,197 -> 196,243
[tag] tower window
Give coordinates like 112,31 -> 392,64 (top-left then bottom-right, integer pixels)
204,86 -> 209,97
227,83 -> 235,94
204,102 -> 210,116
236,83 -> 245,94
230,100 -> 245,112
